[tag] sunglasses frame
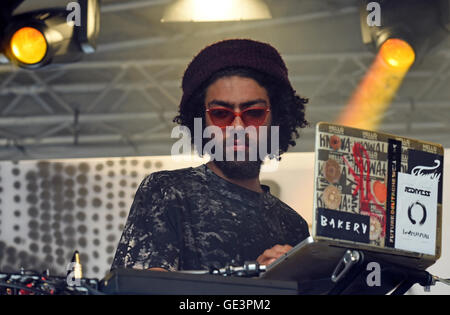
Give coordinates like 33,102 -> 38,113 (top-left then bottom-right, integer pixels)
206,106 -> 270,128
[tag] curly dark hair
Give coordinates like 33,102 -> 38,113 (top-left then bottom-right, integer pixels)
173,67 -> 309,159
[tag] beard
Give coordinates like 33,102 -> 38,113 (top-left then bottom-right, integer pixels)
205,125 -> 275,180
213,159 -> 262,180
217,137 -> 263,179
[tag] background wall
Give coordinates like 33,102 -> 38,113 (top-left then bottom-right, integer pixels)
0,150 -> 448,294
0,156 -> 166,277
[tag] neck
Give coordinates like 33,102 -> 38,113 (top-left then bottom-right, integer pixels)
206,161 -> 263,193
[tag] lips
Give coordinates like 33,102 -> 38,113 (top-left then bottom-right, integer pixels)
223,136 -> 257,152
233,144 -> 247,151
233,140 -> 248,151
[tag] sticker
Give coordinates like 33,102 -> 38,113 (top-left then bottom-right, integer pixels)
407,149 -> 443,204
322,185 -> 341,210
323,158 -> 341,184
394,172 -> 438,255
385,139 -> 402,248
342,142 -> 385,214
317,208 -> 370,243
370,215 -> 382,241
373,180 -> 387,204
330,135 -> 341,150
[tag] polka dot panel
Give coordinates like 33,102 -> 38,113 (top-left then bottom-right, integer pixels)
0,157 -> 162,278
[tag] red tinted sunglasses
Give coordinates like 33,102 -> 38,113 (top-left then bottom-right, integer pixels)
206,106 -> 270,128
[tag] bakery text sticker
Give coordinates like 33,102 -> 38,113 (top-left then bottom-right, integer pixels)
317,208 -> 370,243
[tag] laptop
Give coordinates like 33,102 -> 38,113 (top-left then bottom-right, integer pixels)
261,122 -> 444,284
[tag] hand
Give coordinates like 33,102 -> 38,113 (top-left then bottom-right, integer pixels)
256,244 -> 292,266
148,267 -> 169,272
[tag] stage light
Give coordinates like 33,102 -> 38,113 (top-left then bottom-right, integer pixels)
1,0 -> 100,69
337,0 -> 449,130
10,26 -> 48,64
3,11 -> 80,69
337,44 -> 414,130
161,0 -> 272,22
379,38 -> 415,69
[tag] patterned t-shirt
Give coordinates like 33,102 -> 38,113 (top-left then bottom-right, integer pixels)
111,164 -> 310,271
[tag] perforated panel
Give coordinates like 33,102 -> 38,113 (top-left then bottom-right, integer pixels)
0,156 -> 165,278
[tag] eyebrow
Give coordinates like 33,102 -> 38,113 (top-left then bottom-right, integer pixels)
207,99 -> 268,109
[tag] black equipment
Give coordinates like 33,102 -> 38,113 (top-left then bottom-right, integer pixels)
0,269 -> 100,295
1,253 -> 448,295
100,268 -> 298,295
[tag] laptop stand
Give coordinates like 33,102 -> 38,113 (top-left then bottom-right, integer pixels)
301,249 -> 435,295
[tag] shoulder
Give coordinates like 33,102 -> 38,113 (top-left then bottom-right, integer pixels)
268,195 -> 310,232
127,166 -> 206,223
139,164 -> 207,193
267,194 -> 300,217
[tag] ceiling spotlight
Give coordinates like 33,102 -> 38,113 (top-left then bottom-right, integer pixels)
9,26 -> 48,65
337,0 -> 450,130
161,0 -> 272,22
1,0 -> 100,69
360,0 -> 449,65
378,38 -> 415,69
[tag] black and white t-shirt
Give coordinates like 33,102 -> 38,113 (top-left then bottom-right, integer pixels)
111,164 -> 310,271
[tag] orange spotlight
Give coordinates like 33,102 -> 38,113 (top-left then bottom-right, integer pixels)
337,38 -> 415,130
10,26 -> 48,65
2,1 -> 100,69
379,38 -> 415,69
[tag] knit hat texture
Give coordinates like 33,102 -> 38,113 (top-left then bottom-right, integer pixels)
179,39 -> 293,110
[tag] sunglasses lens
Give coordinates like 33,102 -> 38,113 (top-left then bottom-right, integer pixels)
208,107 -> 268,127
209,109 -> 234,126
242,109 -> 267,126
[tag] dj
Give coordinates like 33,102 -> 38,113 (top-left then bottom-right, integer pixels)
111,39 -> 310,272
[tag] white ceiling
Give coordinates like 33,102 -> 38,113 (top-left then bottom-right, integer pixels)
0,0 -> 449,160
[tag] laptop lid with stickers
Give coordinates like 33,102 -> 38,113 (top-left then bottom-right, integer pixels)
312,122 -> 443,261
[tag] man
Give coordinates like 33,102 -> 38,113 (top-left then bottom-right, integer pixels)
111,39 -> 310,272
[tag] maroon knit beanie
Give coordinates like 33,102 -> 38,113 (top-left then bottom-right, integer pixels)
179,39 -> 294,111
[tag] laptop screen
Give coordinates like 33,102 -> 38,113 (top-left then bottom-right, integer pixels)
313,122 -> 443,257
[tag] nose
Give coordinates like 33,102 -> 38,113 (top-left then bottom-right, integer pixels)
231,114 -> 245,128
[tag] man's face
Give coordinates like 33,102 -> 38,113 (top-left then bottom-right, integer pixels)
204,75 -> 272,179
